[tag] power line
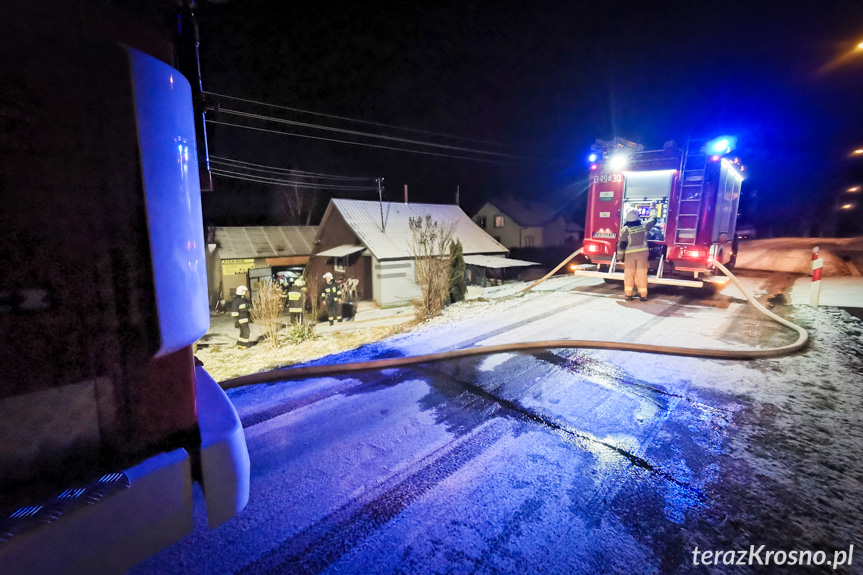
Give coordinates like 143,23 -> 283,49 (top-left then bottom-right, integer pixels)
205,90 -> 513,149
206,119 -> 525,166
210,168 -> 378,190
210,156 -> 373,181
219,108 -> 540,161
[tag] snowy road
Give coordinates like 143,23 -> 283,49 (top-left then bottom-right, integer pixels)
133,274 -> 863,574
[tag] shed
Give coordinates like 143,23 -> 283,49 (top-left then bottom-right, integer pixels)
309,199 -> 524,307
207,226 -> 317,305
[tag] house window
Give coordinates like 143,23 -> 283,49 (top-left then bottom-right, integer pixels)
494,215 -> 504,228
476,216 -> 487,229
334,257 -> 345,273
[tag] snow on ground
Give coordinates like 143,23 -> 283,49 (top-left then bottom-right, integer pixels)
135,274 -> 863,574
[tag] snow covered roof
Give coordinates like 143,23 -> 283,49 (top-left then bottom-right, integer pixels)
463,255 -> 539,268
213,226 -> 317,259
315,244 -> 367,258
326,199 -> 508,260
480,199 -> 563,227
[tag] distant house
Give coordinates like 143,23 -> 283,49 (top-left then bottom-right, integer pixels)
308,199 -> 537,308
472,199 -> 583,249
207,226 -> 317,305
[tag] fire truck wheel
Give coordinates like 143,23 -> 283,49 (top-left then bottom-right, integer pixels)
727,237 -> 740,269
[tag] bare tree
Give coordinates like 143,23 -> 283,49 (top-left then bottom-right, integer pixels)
276,174 -> 319,225
408,215 -> 456,321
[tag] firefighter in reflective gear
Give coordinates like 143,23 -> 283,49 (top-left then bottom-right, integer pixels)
618,207 -> 657,301
320,272 -> 342,325
232,285 -> 255,348
288,278 -> 305,324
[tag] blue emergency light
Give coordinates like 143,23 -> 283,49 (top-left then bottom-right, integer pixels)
706,136 -> 737,155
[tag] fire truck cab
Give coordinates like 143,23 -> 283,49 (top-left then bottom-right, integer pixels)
576,138 -> 745,290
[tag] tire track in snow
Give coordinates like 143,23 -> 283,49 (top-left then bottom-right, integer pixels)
234,419 -> 510,575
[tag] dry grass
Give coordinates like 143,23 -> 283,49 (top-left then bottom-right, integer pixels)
196,323 -> 413,382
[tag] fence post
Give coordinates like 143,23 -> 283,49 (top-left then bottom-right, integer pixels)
810,246 -> 822,306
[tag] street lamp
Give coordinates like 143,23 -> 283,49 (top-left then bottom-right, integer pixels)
849,186 -> 861,192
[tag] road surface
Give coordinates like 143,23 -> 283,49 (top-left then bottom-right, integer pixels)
133,272 -> 863,574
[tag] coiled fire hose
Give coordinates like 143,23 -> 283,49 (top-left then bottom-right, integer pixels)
220,249 -> 808,390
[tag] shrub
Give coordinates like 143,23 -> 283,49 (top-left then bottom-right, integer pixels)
409,214 -> 455,321
449,239 -> 466,304
251,280 -> 285,349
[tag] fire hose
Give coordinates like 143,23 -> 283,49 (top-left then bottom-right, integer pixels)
220,249 -> 808,390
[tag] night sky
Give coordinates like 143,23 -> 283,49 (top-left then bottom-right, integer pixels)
195,0 -> 863,235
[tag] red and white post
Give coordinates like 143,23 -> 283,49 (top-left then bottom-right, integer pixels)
810,246 -> 822,306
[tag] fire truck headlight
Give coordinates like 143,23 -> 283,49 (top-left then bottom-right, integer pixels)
608,153 -> 629,171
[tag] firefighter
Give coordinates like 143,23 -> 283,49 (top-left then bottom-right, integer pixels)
288,278 -> 305,324
232,285 -> 255,348
617,207 -> 657,302
320,272 -> 342,325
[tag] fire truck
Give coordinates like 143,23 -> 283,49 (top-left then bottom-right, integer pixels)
574,137 -> 745,291
0,2 -> 249,573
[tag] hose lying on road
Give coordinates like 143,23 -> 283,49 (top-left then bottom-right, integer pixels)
220,259 -> 809,389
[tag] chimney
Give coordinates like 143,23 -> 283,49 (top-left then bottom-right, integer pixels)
404,184 -> 408,204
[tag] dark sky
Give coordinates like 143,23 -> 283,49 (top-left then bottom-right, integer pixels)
196,0 -> 863,234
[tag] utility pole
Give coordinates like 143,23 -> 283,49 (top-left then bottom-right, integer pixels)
456,185 -> 460,206
377,178 -> 385,232
404,184 -> 408,204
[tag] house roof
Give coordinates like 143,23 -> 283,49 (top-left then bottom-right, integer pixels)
480,199 -> 562,227
325,199 -> 508,260
213,226 -> 317,259
463,255 -> 539,268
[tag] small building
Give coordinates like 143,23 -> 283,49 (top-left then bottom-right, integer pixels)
207,226 -> 317,305
309,199 -> 536,308
472,199 -> 583,249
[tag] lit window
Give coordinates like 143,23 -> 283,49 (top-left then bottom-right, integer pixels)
335,258 -> 345,273
494,215 -> 504,228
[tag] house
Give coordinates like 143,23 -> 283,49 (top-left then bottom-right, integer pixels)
472,199 -> 583,249
207,226 -> 317,305
308,199 -> 536,308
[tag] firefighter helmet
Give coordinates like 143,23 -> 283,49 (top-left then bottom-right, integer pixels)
294,278 -> 305,287
236,285 -> 249,295
625,210 -> 640,223
323,272 -> 333,280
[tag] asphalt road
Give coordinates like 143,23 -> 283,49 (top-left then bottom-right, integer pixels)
133,273 -> 863,575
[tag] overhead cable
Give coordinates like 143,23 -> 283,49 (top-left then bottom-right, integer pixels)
205,90 -> 512,149
219,108 -> 542,161
210,168 -> 378,190
210,156 -> 373,181
207,119 -> 523,165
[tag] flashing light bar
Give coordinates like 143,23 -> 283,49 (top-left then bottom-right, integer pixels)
706,135 -> 737,156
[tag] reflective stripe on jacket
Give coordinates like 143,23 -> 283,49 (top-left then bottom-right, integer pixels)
321,282 -> 342,303
620,218 -> 656,255
288,290 -> 302,312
